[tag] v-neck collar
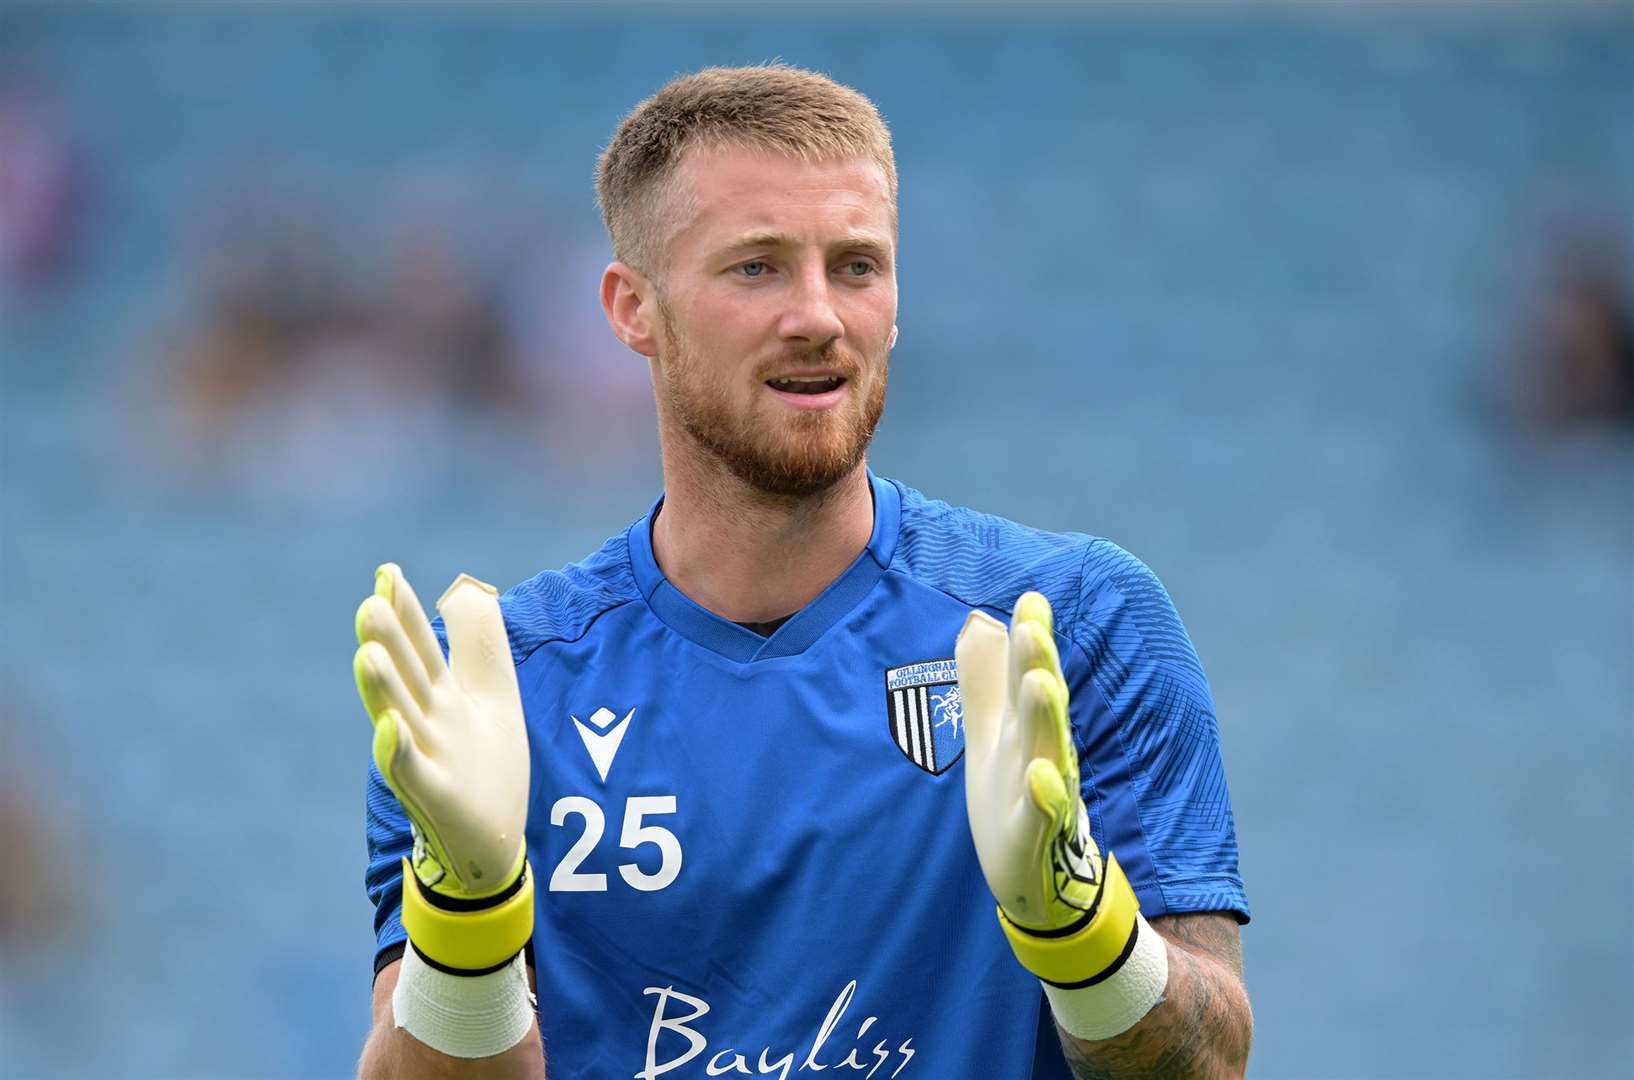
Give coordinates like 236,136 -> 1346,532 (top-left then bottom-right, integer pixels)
627,470 -> 901,664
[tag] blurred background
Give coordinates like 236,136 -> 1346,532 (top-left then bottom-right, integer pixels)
1,2 -> 1630,1077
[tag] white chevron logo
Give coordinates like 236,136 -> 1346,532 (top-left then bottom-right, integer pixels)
571,706 -> 634,782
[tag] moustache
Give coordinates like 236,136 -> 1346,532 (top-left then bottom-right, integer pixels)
754,341 -> 872,382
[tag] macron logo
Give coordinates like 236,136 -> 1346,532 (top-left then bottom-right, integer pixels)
571,706 -> 634,782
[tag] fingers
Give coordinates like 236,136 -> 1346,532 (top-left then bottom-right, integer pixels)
1008,592 -> 1063,692
956,609 -> 1010,759
355,639 -> 431,749
436,573 -> 518,704
370,706 -> 417,792
1010,591 -> 1077,790
1024,755 -> 1073,828
1017,665 -> 1075,791
374,563 -> 448,682
355,595 -> 435,709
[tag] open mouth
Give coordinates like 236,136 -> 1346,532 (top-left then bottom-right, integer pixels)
766,375 -> 847,395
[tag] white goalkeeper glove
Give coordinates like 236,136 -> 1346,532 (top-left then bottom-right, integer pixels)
354,564 -> 535,1056
956,591 -> 1168,1040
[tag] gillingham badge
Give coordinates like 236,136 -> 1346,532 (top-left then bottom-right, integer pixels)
884,658 -> 963,775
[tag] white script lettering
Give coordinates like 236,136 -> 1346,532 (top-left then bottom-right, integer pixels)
637,986 -> 711,1079
638,981 -> 916,1077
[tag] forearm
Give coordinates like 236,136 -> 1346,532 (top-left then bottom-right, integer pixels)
1055,916 -> 1253,1080
360,960 -> 546,1080
359,1023 -> 545,1080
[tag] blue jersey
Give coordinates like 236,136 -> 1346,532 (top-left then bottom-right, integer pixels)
365,473 -> 1249,1078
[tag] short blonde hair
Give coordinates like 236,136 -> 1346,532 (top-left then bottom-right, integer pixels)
595,64 -> 897,277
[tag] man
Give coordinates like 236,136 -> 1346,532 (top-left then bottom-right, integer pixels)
354,65 -> 1252,1078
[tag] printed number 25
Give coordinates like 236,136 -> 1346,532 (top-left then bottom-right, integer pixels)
548,795 -> 682,893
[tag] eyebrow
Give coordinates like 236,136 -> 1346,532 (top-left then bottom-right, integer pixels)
714,230 -> 893,262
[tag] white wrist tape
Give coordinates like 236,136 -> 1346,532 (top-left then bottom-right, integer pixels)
1042,911 -> 1169,1041
392,946 -> 536,1059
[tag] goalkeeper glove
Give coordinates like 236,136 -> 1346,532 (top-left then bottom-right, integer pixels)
354,564 -> 535,1056
956,591 -> 1168,1040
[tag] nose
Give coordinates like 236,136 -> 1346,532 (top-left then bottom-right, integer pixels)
777,264 -> 845,348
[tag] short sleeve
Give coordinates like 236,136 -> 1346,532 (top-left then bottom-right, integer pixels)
364,762 -> 412,970
1063,541 -> 1250,923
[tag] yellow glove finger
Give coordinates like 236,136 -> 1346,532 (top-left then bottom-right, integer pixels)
375,563 -> 448,685
1009,596 -> 1063,700
356,594 -> 435,710
354,640 -> 434,753
1010,624 -> 1073,772
370,705 -> 419,798
1019,668 -> 1076,827
1024,754 -> 1073,837
1009,592 -> 1063,683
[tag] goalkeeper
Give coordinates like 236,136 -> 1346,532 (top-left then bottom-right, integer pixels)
355,65 -> 1252,1079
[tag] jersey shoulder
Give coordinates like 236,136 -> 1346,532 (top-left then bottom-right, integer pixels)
890,479 -> 1154,631
491,525 -> 643,663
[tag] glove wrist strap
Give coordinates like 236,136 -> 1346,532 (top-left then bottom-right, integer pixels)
998,851 -> 1141,987
401,855 -> 534,974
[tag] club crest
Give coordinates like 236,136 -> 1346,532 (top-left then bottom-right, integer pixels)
884,658 -> 963,775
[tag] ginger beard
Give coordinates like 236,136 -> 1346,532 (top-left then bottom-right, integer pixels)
654,297 -> 888,499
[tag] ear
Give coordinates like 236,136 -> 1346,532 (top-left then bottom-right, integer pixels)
600,261 -> 660,358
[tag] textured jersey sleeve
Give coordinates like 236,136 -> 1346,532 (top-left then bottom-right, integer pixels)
364,761 -> 412,968
1064,541 -> 1250,923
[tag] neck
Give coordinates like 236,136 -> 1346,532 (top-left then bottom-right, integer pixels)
651,447 -> 875,625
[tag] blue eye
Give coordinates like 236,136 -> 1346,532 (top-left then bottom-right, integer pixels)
843,261 -> 874,277
740,261 -> 767,277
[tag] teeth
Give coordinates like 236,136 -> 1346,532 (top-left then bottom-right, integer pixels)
767,373 -> 845,396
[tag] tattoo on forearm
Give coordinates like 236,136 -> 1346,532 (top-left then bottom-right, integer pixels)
1056,913 -> 1252,1080
1157,911 -> 1244,978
